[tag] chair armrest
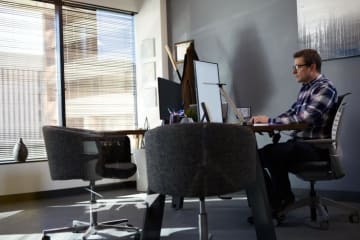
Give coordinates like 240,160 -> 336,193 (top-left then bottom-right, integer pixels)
296,138 -> 335,149
297,138 -> 334,144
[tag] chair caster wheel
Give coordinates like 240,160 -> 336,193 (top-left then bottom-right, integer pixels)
274,213 -> 286,226
349,214 -> 359,223
324,205 -> 328,212
42,235 -> 51,240
319,220 -> 329,230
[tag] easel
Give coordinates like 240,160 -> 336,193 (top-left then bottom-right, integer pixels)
165,45 -> 182,82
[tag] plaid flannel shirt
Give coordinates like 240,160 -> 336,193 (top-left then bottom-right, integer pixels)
269,74 -> 337,139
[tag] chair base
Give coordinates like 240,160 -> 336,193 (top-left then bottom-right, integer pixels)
42,184 -> 140,239
198,198 -> 213,240
278,194 -> 360,229
41,218 -> 140,240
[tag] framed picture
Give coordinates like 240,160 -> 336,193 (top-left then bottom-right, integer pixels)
297,0 -> 360,60
174,40 -> 194,63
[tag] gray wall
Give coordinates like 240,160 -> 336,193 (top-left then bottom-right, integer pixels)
167,0 -> 360,192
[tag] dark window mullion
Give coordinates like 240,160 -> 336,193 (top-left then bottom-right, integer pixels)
54,0 -> 66,126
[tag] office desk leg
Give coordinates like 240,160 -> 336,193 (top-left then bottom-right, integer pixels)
246,157 -> 277,240
141,194 -> 165,240
172,196 -> 184,210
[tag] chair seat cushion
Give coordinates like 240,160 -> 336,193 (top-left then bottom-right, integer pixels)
290,161 -> 335,181
290,161 -> 329,173
102,162 -> 137,179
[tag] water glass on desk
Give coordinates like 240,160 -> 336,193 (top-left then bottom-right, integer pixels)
237,107 -> 251,121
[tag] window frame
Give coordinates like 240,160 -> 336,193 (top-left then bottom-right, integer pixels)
0,0 -> 138,164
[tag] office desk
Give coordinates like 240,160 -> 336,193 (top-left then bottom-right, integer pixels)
250,123 -> 308,132
99,129 -> 147,135
98,129 -> 146,148
141,123 -> 307,240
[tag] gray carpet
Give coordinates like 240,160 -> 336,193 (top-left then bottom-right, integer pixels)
0,188 -> 359,240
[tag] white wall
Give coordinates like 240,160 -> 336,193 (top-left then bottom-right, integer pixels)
0,162 -> 120,195
0,0 -> 167,197
135,0 -> 169,128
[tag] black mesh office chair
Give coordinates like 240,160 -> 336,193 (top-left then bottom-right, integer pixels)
279,93 -> 359,229
145,123 -> 257,240
41,126 -> 140,240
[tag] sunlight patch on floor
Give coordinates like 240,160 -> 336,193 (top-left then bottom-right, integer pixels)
0,210 -> 23,221
161,227 -> 197,237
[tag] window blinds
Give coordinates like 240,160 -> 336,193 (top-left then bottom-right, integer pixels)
62,4 -> 137,131
0,0 -> 56,161
0,0 -> 136,163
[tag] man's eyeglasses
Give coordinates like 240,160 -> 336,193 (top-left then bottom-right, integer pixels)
292,64 -> 308,71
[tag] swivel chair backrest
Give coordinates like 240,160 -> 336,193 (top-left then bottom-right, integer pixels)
42,125 -> 101,181
145,123 -> 257,198
328,93 -> 350,179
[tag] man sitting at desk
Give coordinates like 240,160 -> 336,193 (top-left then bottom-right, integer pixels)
250,48 -> 337,216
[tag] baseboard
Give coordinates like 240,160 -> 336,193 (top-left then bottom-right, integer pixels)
2,183 -> 359,205
0,181 -> 136,204
293,188 -> 360,203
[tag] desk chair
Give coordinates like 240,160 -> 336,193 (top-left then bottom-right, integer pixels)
145,123 -> 257,240
280,93 -> 359,229
41,126 -> 140,240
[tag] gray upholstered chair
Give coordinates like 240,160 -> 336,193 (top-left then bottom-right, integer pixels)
41,126 -> 140,240
145,123 -> 257,240
280,93 -> 359,229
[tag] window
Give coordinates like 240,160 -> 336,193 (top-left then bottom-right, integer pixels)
63,6 -> 137,130
0,0 -> 56,162
0,0 -> 137,163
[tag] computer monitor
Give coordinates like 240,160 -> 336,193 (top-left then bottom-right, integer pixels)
157,77 -> 182,122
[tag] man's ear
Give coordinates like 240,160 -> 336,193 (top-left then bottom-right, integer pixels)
310,63 -> 317,72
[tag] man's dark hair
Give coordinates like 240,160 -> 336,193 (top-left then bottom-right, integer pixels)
293,49 -> 322,73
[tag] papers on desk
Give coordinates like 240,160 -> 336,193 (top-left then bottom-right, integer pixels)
253,123 -> 274,126
234,122 -> 276,127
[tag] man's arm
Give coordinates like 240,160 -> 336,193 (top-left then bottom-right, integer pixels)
270,84 -> 336,124
250,101 -> 297,124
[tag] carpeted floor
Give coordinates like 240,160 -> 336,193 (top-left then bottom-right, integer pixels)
0,188 -> 359,240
